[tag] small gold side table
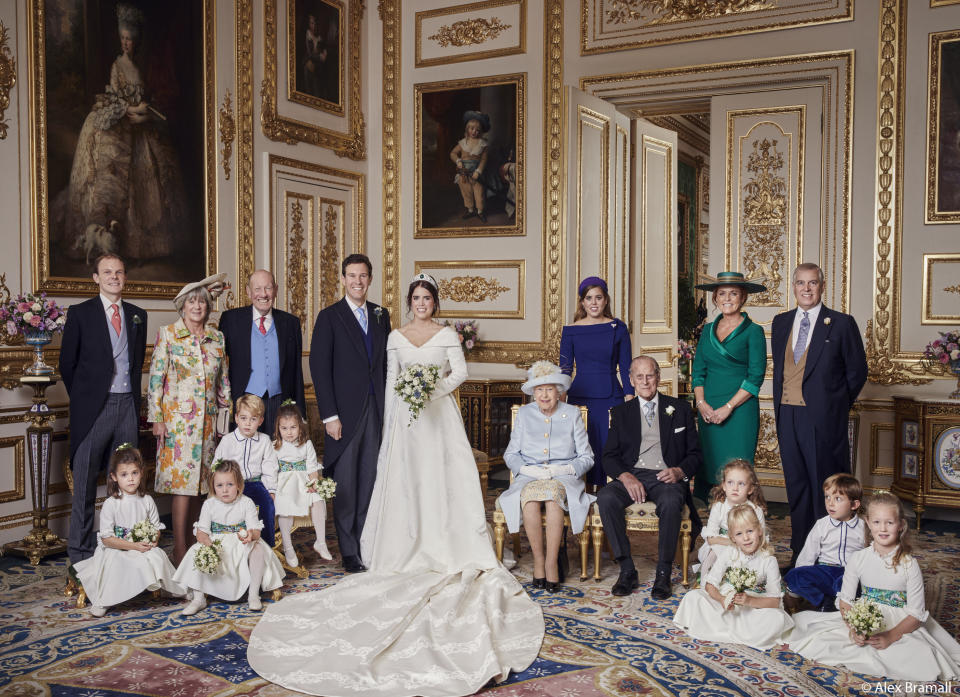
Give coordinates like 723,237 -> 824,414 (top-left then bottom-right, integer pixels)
3,375 -> 67,564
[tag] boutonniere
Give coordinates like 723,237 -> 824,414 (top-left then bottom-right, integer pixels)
665,405 -> 675,416
373,306 -> 383,323
132,315 -> 143,326
823,317 -> 832,325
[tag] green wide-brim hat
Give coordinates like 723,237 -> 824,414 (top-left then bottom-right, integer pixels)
695,271 -> 767,294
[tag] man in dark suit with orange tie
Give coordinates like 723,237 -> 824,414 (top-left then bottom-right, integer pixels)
772,262 -> 867,570
59,254 -> 147,564
599,355 -> 703,600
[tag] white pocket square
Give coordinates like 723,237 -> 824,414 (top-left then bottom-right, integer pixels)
674,426 -> 685,433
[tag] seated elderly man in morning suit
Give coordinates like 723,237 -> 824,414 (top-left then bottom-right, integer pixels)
598,355 -> 703,600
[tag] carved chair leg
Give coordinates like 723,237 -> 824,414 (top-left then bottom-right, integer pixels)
578,528 -> 589,582
681,529 -> 691,587
493,520 -> 505,562
271,589 -> 282,601
76,589 -> 87,609
591,523 -> 604,582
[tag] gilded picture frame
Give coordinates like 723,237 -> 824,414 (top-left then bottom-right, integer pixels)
414,260 -> 525,319
263,0 -> 364,159
287,0 -> 345,116
29,0 -> 217,298
415,73 -> 525,238
415,0 -> 526,69
926,29 -> 960,223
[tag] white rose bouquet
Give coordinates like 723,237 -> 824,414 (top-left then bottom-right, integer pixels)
130,519 -> 160,544
721,565 -> 759,609
845,597 -> 885,638
394,363 -> 442,425
193,539 -> 223,574
306,476 -> 337,500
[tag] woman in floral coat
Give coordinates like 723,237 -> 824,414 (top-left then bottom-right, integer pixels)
148,273 -> 230,564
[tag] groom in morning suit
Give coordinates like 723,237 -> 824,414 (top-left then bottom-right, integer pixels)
772,262 -> 867,568
309,254 -> 391,573
598,356 -> 703,600
219,269 -> 305,437
59,254 -> 147,564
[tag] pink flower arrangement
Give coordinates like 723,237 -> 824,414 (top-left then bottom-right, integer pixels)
923,330 -> 960,366
0,292 -> 67,336
676,339 -> 694,364
446,319 -> 479,354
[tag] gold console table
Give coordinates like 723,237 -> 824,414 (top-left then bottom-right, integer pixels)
892,396 -> 960,530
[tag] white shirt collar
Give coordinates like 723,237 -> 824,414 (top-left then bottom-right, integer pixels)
233,430 -> 262,443
637,394 -> 658,411
252,306 -> 273,324
828,515 -> 860,529
344,296 -> 366,314
795,302 -> 822,322
99,294 -> 122,312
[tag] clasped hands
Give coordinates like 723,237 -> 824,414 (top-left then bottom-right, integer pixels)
697,400 -> 732,425
519,464 -> 575,480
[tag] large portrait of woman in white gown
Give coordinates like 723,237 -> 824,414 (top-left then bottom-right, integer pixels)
34,0 -> 211,295
248,273 -> 544,697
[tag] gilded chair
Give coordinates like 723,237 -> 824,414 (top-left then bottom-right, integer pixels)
587,410 -> 694,585
492,404 -> 591,581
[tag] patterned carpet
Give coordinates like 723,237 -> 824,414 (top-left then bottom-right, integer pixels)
1,508 -> 959,697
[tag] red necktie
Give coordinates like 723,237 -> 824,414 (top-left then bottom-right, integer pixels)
110,304 -> 121,336
258,316 -> 267,335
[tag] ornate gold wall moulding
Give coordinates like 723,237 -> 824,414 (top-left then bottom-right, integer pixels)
754,410 -> 782,476
865,320 -> 930,386
262,0 -> 365,159
605,0 -> 774,26
428,17 -> 510,47
0,274 -> 24,347
414,72 -> 525,238
321,204 -> 341,310
415,0 -> 526,68
29,0 -> 220,299
869,422 -> 895,477
0,20 -> 15,140
237,0 -> 256,290
925,29 -> 960,224
439,276 -> 510,302
415,260 -> 524,319
219,90 -> 236,181
922,254 -> 960,324
581,0 -> 851,54
286,196 -> 311,330
930,0 -> 960,6
380,0 -> 400,319
646,115 -> 709,154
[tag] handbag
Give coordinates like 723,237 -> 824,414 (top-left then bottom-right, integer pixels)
215,406 -> 232,437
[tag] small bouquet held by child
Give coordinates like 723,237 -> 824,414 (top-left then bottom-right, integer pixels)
130,519 -> 160,544
193,539 -> 223,575
394,363 -> 442,425
723,565 -> 758,609
305,476 -> 337,500
844,597 -> 885,638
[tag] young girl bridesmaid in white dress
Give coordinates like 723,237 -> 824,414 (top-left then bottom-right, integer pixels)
788,491 -> 960,680
174,459 -> 284,614
74,445 -> 185,617
273,400 -> 331,566
675,503 -> 793,649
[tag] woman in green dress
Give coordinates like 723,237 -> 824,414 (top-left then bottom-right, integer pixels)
691,272 -> 767,501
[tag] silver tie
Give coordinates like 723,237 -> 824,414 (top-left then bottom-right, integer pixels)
793,311 -> 810,364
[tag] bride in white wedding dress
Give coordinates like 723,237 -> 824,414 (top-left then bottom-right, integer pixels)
247,274 -> 544,697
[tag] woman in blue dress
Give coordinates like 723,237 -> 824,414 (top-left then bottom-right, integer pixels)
559,276 -> 634,487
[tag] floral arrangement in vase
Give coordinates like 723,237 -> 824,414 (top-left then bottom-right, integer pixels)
0,291 -> 68,376
446,320 -> 479,355
676,339 -> 695,389
923,329 -> 960,399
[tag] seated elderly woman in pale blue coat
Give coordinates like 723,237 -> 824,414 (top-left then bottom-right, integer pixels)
498,361 -> 594,592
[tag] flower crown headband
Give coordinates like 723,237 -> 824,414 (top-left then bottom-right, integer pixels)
115,442 -> 134,453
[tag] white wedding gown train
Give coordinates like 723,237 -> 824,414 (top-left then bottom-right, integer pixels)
248,327 -> 544,696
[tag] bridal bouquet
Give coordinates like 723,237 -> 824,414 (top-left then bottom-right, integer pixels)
394,363 -> 442,425
193,539 -> 223,574
845,597 -> 885,637
130,519 -> 160,544
306,476 -> 337,500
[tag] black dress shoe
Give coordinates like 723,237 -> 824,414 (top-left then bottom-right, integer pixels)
532,577 -> 546,589
478,210 -> 487,222
651,570 -> 672,600
462,208 -> 476,219
545,580 -> 562,593
611,569 -> 640,597
343,555 -> 366,573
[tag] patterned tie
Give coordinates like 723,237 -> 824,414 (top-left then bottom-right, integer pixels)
644,401 -> 655,427
258,316 -> 267,335
110,304 -> 121,336
356,306 -> 368,334
793,311 -> 810,365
